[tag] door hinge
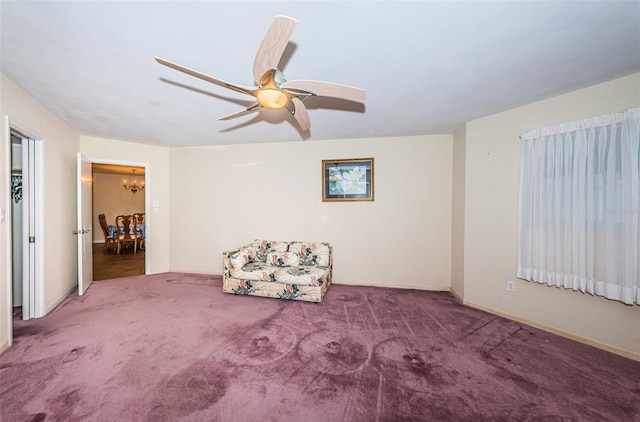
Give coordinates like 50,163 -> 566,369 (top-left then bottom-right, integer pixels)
29,236 -> 35,243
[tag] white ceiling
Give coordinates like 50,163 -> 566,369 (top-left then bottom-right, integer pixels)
1,1 -> 639,147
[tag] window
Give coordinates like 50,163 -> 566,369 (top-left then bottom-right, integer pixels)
517,108 -> 639,305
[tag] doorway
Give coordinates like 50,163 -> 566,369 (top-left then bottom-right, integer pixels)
91,163 -> 147,281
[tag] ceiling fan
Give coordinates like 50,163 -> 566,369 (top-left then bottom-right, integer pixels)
155,15 -> 366,132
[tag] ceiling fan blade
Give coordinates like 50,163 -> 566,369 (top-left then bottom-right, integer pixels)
281,80 -> 366,100
218,103 -> 262,121
155,57 -> 256,97
289,97 -> 310,131
253,16 -> 297,85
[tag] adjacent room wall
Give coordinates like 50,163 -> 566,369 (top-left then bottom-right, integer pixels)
1,74 -> 80,350
79,136 -> 171,275
0,108 -> 10,352
92,172 -> 145,243
463,73 -> 640,359
169,135 -> 453,290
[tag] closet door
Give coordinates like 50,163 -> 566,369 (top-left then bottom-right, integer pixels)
20,136 -> 43,319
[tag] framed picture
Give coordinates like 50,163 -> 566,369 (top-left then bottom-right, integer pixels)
322,158 -> 374,202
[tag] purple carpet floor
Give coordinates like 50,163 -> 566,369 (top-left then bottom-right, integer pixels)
1,273 -> 639,421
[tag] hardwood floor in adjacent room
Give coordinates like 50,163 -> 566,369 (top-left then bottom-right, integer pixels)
92,243 -> 145,281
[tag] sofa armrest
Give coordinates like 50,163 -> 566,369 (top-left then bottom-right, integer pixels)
222,245 -> 251,279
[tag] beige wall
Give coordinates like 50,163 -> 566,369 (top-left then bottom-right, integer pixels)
169,135 -> 453,290
79,136 -> 171,275
1,74 -> 80,351
462,73 -> 640,359
92,172 -> 145,243
451,123 -> 466,298
1,110 -> 10,351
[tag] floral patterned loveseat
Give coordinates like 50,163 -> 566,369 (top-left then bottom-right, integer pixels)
222,240 -> 332,302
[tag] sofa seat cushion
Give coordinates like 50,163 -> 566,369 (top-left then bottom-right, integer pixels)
230,263 -> 279,282
274,266 -> 329,286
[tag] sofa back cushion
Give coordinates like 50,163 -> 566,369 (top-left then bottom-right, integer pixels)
229,246 -> 256,269
289,242 -> 330,266
266,251 -> 300,267
252,240 -> 289,262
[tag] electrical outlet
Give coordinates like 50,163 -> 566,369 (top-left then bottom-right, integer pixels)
347,257 -> 352,265
506,280 -> 516,292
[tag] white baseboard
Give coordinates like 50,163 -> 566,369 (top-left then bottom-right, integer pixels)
463,298 -> 640,362
449,287 -> 463,303
46,284 -> 77,314
167,269 -> 223,276
332,279 -> 450,291
0,340 -> 9,354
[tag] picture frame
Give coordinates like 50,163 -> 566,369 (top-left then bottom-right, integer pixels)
322,158 -> 374,202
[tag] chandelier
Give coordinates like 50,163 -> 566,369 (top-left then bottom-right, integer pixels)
122,169 -> 145,193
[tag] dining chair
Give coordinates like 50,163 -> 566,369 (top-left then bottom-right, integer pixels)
98,213 -> 116,253
133,212 -> 145,250
115,215 -> 137,255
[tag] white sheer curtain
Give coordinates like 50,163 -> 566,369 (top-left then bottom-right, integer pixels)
517,108 -> 640,305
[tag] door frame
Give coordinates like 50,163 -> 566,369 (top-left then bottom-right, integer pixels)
2,116 -> 45,351
80,156 -> 151,277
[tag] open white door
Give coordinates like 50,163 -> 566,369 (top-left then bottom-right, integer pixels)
18,134 -> 44,320
77,153 -> 93,295
21,139 -> 34,319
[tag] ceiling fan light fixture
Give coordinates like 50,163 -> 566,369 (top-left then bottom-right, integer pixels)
257,89 -> 288,110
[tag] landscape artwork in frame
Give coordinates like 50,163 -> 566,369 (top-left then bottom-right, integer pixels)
322,158 -> 374,202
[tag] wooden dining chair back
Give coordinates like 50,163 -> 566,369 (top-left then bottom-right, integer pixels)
133,212 -> 145,250
98,213 -> 116,252
115,214 -> 137,255
133,212 -> 145,225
